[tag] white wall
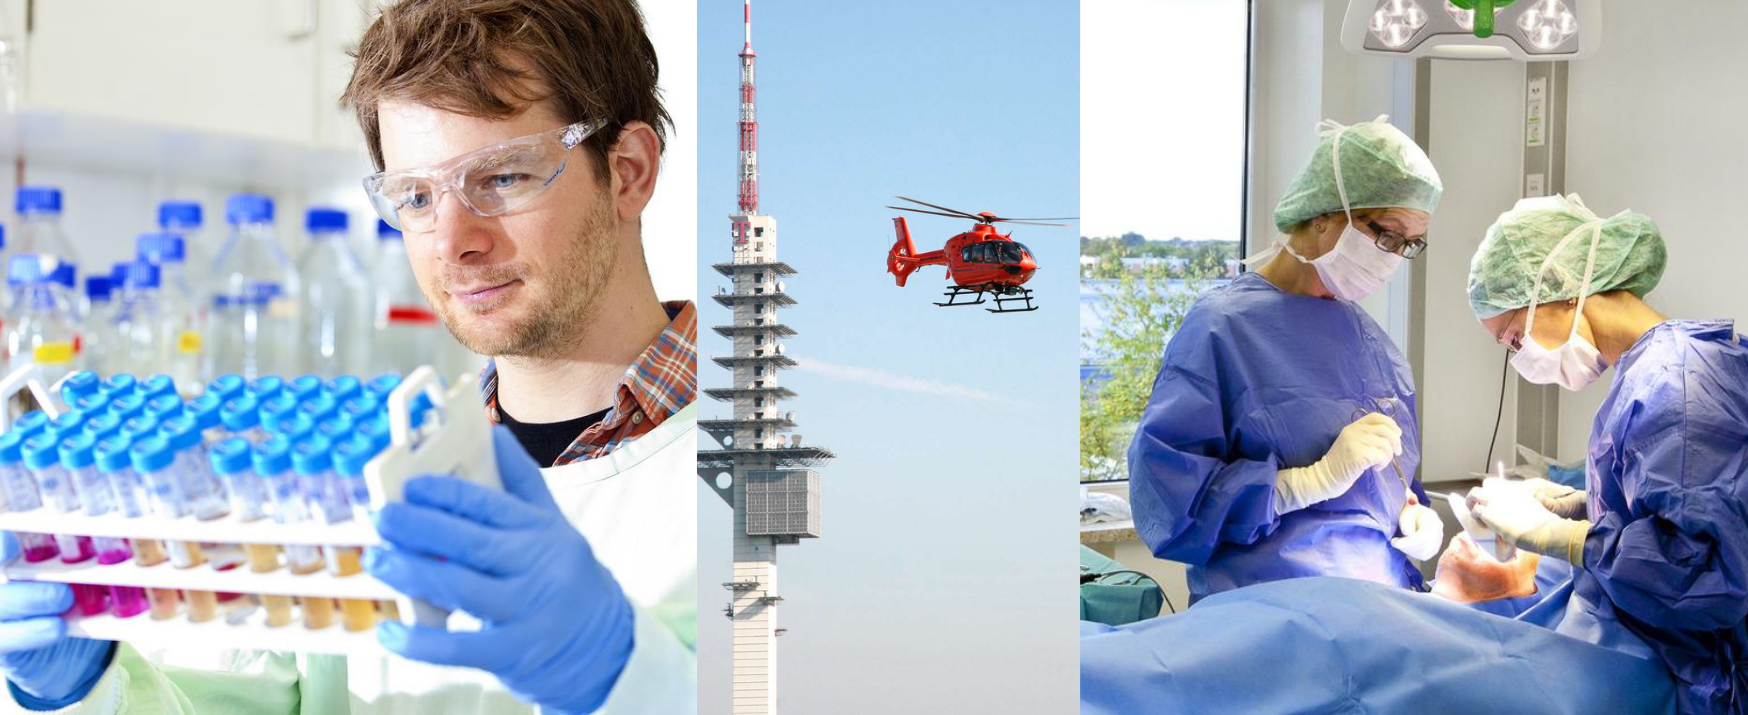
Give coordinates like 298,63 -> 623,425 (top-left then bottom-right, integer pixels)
1419,59 -> 1526,483
1553,1 -> 1748,459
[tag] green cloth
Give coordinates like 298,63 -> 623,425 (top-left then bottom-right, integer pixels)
1273,116 -> 1443,233
1080,546 -> 1164,627
1467,194 -> 1667,319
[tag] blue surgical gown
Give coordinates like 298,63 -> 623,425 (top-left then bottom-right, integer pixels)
1562,319 -> 1748,714
1128,272 -> 1428,602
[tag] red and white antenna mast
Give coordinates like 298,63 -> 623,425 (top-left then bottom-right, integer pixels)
737,0 -> 759,218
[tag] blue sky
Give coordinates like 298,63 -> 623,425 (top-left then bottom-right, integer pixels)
694,0 -> 1080,712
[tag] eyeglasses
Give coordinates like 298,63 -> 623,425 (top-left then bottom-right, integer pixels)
362,119 -> 605,233
1366,221 -> 1427,259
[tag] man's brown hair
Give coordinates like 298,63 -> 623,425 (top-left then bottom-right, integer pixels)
342,0 -> 671,177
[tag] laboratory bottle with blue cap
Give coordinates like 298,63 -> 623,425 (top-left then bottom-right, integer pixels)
5,254 -> 80,384
157,200 -> 210,295
14,186 -> 78,267
209,193 -> 300,379
82,275 -> 119,375
369,219 -> 443,375
139,231 -> 205,384
113,260 -> 166,376
298,208 -> 370,377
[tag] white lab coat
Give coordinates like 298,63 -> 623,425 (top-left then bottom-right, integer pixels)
7,405 -> 698,714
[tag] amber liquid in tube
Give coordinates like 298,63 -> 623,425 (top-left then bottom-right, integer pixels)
302,597 -> 335,630
147,589 -> 179,620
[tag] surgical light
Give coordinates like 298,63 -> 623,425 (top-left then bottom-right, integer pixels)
1369,0 -> 1428,49
1517,0 -> 1578,51
1342,0 -> 1598,61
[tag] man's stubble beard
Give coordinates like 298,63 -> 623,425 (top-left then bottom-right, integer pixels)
434,196 -> 617,359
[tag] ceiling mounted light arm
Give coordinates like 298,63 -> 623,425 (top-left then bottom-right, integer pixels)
1342,0 -> 1598,61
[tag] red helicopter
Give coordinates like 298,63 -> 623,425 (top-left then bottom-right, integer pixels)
885,197 -> 1074,314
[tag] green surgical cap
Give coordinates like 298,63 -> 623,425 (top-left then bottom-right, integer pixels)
1273,116 -> 1444,233
1467,195 -> 1667,320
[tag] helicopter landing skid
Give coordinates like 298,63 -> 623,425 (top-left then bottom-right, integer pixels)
934,285 -> 989,308
986,287 -> 1038,314
933,285 -> 1037,313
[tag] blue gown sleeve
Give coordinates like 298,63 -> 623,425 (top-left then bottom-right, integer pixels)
1585,419 -> 1748,633
1126,311 -> 1282,566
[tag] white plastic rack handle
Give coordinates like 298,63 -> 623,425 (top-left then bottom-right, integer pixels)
366,365 -> 504,628
0,365 -> 502,654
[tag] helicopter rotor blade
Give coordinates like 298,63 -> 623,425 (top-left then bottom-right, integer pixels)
886,206 -> 976,220
996,220 -> 1074,227
989,216 -> 1079,222
895,196 -> 981,220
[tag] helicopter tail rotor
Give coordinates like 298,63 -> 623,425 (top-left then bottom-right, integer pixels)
887,216 -> 921,287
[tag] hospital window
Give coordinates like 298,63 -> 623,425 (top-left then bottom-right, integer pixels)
755,366 -> 765,376
1078,0 -> 1249,483
755,335 -> 765,345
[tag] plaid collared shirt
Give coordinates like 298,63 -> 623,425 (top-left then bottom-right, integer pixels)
481,301 -> 696,466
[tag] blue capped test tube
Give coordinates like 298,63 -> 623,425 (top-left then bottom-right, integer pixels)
323,376 -> 362,404
72,392 -> 109,415
96,435 -> 178,620
12,410 -> 50,437
220,395 -> 267,442
259,394 -> 299,435
108,393 -> 147,422
101,374 -> 137,398
159,415 -> 230,521
22,432 -> 94,564
298,394 -> 339,426
83,412 -> 122,441
246,376 -> 284,403
145,394 -> 183,422
340,395 -> 382,425
254,436 -> 332,629
287,375 -> 323,402
62,433 -> 147,618
332,435 -> 382,523
138,375 -> 177,400
313,415 -> 352,445
0,431 -> 58,562
252,437 -> 323,574
363,373 -> 401,403
301,435 -> 374,631
130,435 -> 218,622
23,433 -> 104,616
292,436 -> 349,527
210,437 -> 269,523
59,370 -> 101,406
206,374 -> 246,403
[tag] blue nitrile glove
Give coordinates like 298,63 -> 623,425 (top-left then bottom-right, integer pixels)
367,425 -> 633,714
0,533 -> 116,710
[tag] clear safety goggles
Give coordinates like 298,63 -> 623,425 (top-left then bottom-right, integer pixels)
362,119 -> 605,233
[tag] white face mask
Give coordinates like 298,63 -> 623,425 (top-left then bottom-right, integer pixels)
1509,216 -> 1608,391
1277,124 -> 1404,301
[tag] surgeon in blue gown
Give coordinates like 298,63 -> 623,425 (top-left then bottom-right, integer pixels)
1464,195 -> 1748,714
1129,116 -> 1447,602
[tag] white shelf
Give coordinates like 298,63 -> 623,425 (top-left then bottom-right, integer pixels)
0,105 -> 370,191
0,509 -> 380,547
65,608 -> 387,657
5,557 -> 397,600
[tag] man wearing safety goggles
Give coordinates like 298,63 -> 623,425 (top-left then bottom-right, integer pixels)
0,1 -> 696,714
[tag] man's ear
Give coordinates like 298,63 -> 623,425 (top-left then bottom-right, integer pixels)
608,121 -> 660,222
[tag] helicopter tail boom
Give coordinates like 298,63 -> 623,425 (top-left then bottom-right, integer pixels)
888,216 -> 921,287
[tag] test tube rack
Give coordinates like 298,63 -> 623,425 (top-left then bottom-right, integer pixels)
0,364 -> 502,655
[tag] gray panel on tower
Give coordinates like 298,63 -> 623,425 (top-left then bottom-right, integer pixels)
743,469 -> 821,538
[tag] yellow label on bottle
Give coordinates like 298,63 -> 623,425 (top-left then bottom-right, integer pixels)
32,342 -> 73,365
178,331 -> 203,354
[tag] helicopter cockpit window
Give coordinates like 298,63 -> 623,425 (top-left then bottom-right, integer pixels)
960,244 -> 983,264
997,243 -> 1026,264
